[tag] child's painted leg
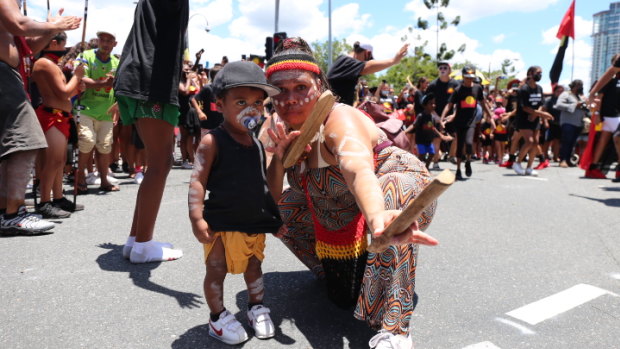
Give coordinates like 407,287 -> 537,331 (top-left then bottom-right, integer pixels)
205,237 -> 227,315
244,256 -> 275,339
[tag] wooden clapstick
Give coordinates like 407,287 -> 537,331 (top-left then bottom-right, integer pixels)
367,169 -> 455,253
282,90 -> 336,168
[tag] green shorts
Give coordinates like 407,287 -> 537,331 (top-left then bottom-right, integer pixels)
117,95 -> 180,127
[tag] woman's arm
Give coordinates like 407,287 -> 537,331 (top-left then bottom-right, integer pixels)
360,44 -> 409,75
324,107 -> 385,230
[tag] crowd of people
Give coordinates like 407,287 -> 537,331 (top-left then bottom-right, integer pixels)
2,1 -> 620,348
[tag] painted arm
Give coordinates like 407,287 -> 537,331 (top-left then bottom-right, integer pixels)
0,3 -> 80,38
188,135 -> 217,244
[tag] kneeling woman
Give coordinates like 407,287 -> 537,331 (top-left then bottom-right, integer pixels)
265,37 -> 439,348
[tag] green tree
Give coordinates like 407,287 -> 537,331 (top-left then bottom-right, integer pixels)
311,38 -> 352,73
415,0 -> 465,61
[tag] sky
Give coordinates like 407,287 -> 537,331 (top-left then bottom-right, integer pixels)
24,0 -> 613,92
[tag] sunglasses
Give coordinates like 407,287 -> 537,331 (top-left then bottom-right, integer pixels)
438,66 -> 449,71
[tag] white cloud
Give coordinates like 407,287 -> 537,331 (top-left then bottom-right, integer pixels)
492,34 -> 506,44
405,0 -> 560,24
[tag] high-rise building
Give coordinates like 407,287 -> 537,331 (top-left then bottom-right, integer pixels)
591,2 -> 620,84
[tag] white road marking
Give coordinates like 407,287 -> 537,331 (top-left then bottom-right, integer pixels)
495,317 -> 536,335
506,284 -> 619,325
610,273 -> 620,280
520,176 -> 548,181
462,341 -> 502,349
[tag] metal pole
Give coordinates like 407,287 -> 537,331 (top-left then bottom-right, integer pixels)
328,0 -> 332,68
275,0 -> 279,32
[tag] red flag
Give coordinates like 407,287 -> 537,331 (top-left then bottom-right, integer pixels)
556,0 -> 575,39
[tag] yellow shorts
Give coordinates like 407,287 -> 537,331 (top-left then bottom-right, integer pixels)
203,232 -> 265,274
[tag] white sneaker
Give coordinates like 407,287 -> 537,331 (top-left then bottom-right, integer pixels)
0,206 -> 55,234
209,310 -> 249,345
134,172 -> 144,185
181,160 -> 193,169
85,172 -> 101,185
369,330 -> 413,349
525,168 -> 538,176
247,305 -> 275,339
106,174 -> 120,185
512,162 -> 525,176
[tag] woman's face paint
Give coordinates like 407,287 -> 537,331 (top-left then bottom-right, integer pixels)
268,70 -> 321,129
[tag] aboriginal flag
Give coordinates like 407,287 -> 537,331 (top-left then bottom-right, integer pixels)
549,0 -> 575,87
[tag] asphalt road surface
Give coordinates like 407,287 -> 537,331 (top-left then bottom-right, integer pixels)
1,160 -> 618,349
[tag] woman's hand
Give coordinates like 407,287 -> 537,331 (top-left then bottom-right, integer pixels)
265,122 -> 311,160
393,44 -> 410,64
369,210 -> 439,246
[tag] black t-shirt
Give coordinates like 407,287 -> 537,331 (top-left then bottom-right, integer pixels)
544,95 -> 561,124
599,77 -> 620,117
412,112 -> 436,144
516,83 -> 544,123
114,0 -> 189,106
413,89 -> 425,115
194,84 -> 224,129
204,127 -> 282,234
327,55 -> 366,105
426,78 -> 460,115
449,83 -> 484,128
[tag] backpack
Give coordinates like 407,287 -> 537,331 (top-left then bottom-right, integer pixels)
357,100 -> 410,150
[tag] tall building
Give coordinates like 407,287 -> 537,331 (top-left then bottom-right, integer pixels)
591,2 -> 620,84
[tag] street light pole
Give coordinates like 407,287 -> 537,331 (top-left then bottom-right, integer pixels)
275,0 -> 280,33
328,0 -> 332,68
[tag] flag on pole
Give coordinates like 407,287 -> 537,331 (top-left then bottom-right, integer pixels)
549,0 -> 575,87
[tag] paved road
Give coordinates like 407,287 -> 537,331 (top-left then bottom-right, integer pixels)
1,160 -> 618,349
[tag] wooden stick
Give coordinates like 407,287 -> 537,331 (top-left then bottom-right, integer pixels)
282,90 -> 335,168
367,169 -> 455,253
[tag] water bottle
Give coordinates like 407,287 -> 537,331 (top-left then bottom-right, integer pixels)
240,116 -> 258,130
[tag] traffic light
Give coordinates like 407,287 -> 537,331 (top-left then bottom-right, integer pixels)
273,32 -> 287,52
265,36 -> 274,60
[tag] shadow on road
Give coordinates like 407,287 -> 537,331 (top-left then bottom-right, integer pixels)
96,243 -> 203,309
569,194 -> 620,208
171,271 -> 374,348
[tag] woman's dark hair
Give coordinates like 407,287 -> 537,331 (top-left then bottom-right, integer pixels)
526,65 -> 541,78
568,79 -> 583,89
270,36 -> 330,93
352,41 -> 366,54
416,77 -> 428,89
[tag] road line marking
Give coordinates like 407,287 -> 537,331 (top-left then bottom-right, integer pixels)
521,176 -> 548,181
610,273 -> 620,280
506,284 -> 618,325
462,341 -> 502,349
495,317 -> 536,335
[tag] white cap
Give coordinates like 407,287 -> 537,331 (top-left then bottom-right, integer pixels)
359,43 -> 373,52
96,31 -> 116,40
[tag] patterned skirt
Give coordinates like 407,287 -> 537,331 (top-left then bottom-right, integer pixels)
278,146 -> 436,335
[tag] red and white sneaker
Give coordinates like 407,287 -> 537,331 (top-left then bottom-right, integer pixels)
247,305 -> 275,339
499,160 -> 513,168
585,168 -> 607,179
209,310 -> 249,345
534,159 -> 550,170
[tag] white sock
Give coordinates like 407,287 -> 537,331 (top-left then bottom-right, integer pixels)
129,240 -> 182,264
123,237 -> 174,259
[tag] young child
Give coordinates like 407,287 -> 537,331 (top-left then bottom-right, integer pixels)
188,61 -> 283,345
409,93 -> 451,169
479,112 -> 496,163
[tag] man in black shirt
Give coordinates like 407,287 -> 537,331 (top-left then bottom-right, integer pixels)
441,65 -> 492,180
426,61 -> 460,162
539,85 -> 564,167
327,42 -> 408,105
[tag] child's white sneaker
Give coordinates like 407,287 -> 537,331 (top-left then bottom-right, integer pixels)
209,310 -> 249,345
247,304 -> 275,339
